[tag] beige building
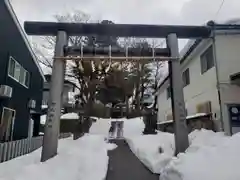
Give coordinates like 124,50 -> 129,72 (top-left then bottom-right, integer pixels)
156,22 -> 240,135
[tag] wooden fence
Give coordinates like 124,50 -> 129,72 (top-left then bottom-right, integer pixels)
0,133 -> 71,163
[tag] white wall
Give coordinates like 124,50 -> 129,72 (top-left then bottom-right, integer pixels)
157,39 -> 221,125
215,33 -> 240,134
182,40 -> 220,119
157,79 -> 171,122
157,32 -> 240,134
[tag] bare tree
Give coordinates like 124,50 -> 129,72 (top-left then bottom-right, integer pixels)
32,10 -> 115,115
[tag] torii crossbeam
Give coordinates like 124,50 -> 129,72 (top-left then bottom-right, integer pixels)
24,21 -> 211,162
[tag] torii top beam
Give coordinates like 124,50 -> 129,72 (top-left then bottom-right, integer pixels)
24,21 -> 211,39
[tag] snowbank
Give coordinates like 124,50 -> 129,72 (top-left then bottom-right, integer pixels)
89,118 -> 111,137
160,131 -> 236,180
0,135 -> 114,180
60,113 -> 79,119
126,132 -> 174,174
126,129 -> 229,175
123,117 -> 145,138
188,129 -> 227,153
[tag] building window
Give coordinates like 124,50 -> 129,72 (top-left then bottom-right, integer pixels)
8,58 -> 15,77
8,56 -> 30,88
19,67 -> 26,84
200,45 -> 214,74
14,63 -> 21,81
25,71 -> 30,87
166,86 -> 171,99
183,68 -> 190,87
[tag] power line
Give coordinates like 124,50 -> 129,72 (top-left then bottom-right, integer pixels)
214,0 -> 226,20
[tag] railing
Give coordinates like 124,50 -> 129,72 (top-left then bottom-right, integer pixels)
0,133 -> 71,163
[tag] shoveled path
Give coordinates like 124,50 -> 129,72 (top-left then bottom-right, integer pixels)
106,139 -> 159,180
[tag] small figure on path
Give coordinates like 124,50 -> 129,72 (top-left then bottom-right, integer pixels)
109,121 -> 116,138
116,121 -> 124,138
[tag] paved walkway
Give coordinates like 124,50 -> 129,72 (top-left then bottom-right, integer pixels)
106,139 -> 159,180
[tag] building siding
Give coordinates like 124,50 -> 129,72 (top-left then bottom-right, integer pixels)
157,39 -> 220,126
0,1 -> 43,140
182,40 -> 220,120
157,79 -> 171,122
157,32 -> 240,134
215,34 -> 240,134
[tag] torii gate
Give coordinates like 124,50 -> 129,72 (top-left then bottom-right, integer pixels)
24,22 -> 211,161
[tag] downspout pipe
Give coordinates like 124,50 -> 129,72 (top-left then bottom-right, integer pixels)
210,23 -> 225,133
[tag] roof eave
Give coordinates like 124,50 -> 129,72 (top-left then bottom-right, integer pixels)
4,0 -> 46,82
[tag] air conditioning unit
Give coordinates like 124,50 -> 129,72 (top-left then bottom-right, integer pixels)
0,85 -> 13,98
28,99 -> 36,109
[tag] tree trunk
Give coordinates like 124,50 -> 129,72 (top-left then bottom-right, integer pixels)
126,96 -> 129,117
136,61 -> 141,112
153,95 -> 158,110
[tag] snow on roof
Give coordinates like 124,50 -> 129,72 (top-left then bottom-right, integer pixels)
157,113 -> 208,125
41,113 -> 79,124
5,0 -> 45,81
187,113 -> 208,119
157,120 -> 173,125
61,113 -> 79,119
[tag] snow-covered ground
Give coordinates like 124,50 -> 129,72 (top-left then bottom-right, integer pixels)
60,112 -> 79,119
160,130 -> 238,180
9,116 -> 237,180
90,117 -> 240,180
0,135 -> 115,180
125,127 -> 231,176
126,132 -> 174,174
89,117 -> 145,139
89,118 -> 111,137
123,117 -> 145,138
125,123 -> 240,180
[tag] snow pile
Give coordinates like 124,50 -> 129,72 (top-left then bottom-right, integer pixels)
89,118 -> 111,137
188,129 -> 227,153
0,135 -> 113,180
126,132 -> 174,174
125,128 -> 229,175
60,113 -> 79,119
106,142 -> 118,150
160,133 -> 237,180
123,117 -> 145,138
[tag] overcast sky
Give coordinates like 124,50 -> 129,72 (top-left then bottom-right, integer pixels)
9,0 -> 240,74
10,0 -> 240,47
10,0 -> 240,25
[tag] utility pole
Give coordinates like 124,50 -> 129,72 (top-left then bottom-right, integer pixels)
167,33 -> 189,154
41,31 -> 68,162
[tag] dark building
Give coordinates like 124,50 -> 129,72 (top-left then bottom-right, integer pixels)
0,0 -> 45,142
